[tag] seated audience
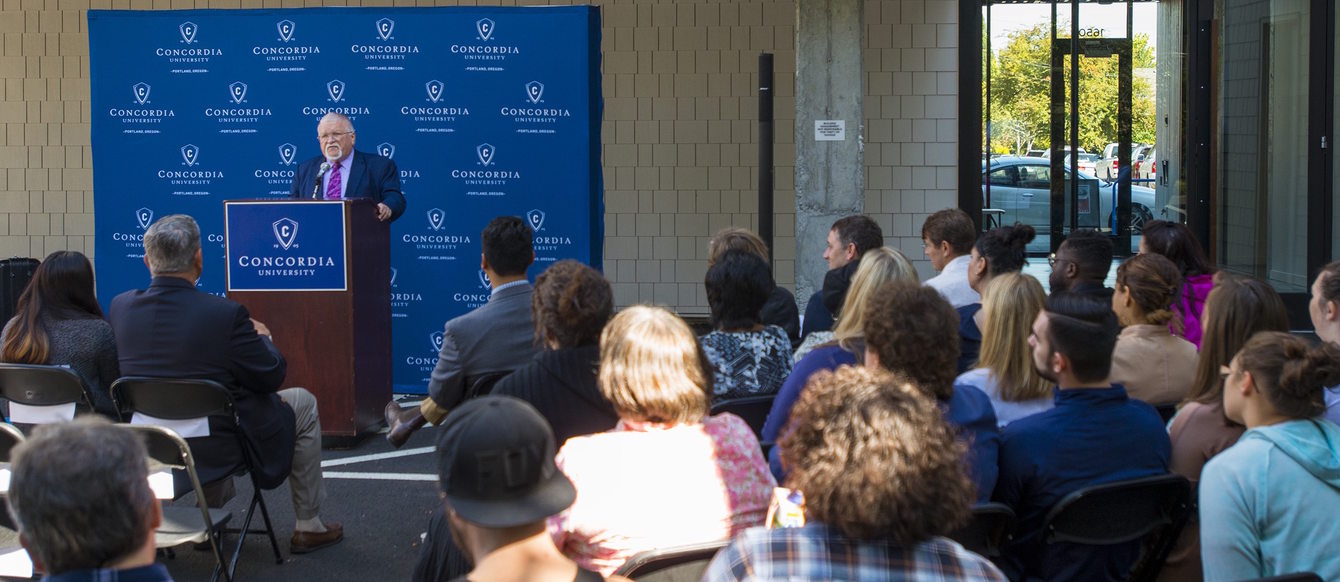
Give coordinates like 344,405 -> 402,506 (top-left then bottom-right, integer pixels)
709,227 -> 799,346
429,396 -> 630,582
1109,253 -> 1197,406
793,246 -> 917,360
1049,229 -> 1114,300
492,260 -> 618,445
1308,261 -> 1340,424
700,251 -> 793,400
959,223 -> 1036,373
800,215 -> 883,340
109,214 -> 342,553
549,305 -> 775,576
863,283 -> 999,502
922,208 -> 981,308
0,251 -> 120,418
7,418 -> 170,581
1163,273 -> 1288,581
386,215 -> 538,447
762,247 -> 918,479
956,272 -> 1054,427
1200,332 -> 1340,581
703,367 -> 1006,581
1140,220 -> 1216,349
994,292 -> 1169,581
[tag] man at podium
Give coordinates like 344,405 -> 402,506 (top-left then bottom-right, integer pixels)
289,112 -> 406,223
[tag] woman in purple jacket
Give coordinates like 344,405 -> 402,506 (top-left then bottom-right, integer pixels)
1140,220 -> 1216,349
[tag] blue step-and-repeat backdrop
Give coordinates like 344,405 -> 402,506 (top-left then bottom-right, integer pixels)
89,7 -> 603,394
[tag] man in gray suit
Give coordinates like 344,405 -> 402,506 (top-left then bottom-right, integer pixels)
385,215 -> 539,447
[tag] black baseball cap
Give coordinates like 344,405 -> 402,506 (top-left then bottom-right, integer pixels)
434,396 -> 576,528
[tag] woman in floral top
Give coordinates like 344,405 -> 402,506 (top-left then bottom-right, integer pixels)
549,305 -> 776,577
700,250 -> 794,401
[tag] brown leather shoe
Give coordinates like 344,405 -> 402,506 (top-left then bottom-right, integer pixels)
384,401 -> 427,449
290,521 -> 343,555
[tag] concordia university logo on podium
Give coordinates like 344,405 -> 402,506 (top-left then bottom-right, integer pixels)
272,218 -> 299,250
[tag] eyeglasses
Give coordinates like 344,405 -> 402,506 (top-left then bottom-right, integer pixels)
1048,253 -> 1059,268
318,131 -> 353,140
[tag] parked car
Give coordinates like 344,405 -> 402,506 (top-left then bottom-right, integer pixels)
981,156 -> 1156,252
1138,149 -> 1158,181
1065,153 -> 1099,176
1098,143 -> 1151,180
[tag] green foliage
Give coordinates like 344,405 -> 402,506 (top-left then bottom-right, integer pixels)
986,23 -> 1157,155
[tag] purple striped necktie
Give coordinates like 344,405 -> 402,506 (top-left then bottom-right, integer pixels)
326,163 -> 342,200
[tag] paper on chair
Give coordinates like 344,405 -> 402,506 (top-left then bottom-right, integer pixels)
7,402 -> 75,424
130,413 -> 210,439
148,469 -> 175,500
0,546 -> 32,578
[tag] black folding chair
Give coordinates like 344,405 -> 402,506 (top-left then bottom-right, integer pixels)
710,394 -> 776,439
463,370 -> 513,400
1243,574 -> 1323,582
1043,473 -> 1192,582
112,377 -> 284,579
1154,403 -> 1177,424
0,422 -> 23,532
949,502 -> 1015,558
0,363 -> 103,430
125,424 -> 234,582
614,539 -> 729,581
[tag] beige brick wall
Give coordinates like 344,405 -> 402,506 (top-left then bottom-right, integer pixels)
0,0 -> 959,313
864,0 -> 960,282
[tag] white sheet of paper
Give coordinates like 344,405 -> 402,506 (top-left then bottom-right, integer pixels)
148,469 -> 175,500
0,467 -> 10,494
8,402 -> 76,424
131,413 -> 210,439
0,546 -> 32,578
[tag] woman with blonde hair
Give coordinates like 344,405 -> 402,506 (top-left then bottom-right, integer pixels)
760,246 -> 918,480
954,272 -> 1052,427
1109,253 -> 1198,405
549,305 -> 775,577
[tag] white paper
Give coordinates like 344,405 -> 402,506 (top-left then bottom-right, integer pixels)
0,546 -> 32,578
130,413 -> 210,439
8,402 -> 76,424
0,467 -> 10,494
814,120 -> 846,141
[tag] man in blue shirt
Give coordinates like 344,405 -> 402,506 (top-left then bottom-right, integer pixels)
994,292 -> 1170,581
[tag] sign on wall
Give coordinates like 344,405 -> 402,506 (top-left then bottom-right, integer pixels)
89,7 -> 603,394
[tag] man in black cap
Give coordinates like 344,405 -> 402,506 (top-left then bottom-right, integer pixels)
415,396 -> 628,582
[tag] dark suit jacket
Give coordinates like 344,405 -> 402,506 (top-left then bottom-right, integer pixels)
427,282 -> 538,409
289,150 -> 406,221
109,277 -> 295,489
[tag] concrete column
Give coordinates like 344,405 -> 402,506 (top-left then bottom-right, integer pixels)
794,0 -> 865,306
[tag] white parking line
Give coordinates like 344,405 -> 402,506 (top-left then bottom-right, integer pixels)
320,446 -> 434,468
322,471 -> 437,482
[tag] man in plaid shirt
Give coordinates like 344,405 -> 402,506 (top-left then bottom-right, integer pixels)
702,366 -> 1005,581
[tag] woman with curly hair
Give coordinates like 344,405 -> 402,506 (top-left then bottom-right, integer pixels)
549,305 -> 775,577
703,366 -> 1005,580
1200,332 -> 1340,580
1109,253 -> 1198,406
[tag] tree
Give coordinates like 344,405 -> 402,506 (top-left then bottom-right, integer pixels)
986,23 -> 1157,155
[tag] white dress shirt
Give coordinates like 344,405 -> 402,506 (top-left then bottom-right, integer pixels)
925,254 -> 980,308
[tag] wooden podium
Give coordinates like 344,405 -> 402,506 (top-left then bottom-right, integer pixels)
223,198 -> 391,441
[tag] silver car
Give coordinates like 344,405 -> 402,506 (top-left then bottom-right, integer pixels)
982,156 -> 1156,250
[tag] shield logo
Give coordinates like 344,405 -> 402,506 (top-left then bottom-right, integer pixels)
376,142 -> 395,159
476,18 -> 495,41
430,331 -> 445,353
132,82 -> 151,105
135,208 -> 154,230
526,209 -> 546,232
390,267 -> 398,286
525,81 -> 544,104
326,80 -> 345,103
278,143 -> 296,166
427,208 -> 445,231
272,218 -> 299,250
228,81 -> 247,104
476,143 -> 495,167
180,144 -> 199,167
179,21 -> 197,44
478,269 -> 492,289
277,20 -> 295,42
376,18 -> 395,41
425,80 -> 444,103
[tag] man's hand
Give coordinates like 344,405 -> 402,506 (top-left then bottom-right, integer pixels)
251,318 -> 273,340
376,202 -> 392,221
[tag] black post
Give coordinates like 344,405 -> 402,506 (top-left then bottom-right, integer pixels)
758,53 -> 775,262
